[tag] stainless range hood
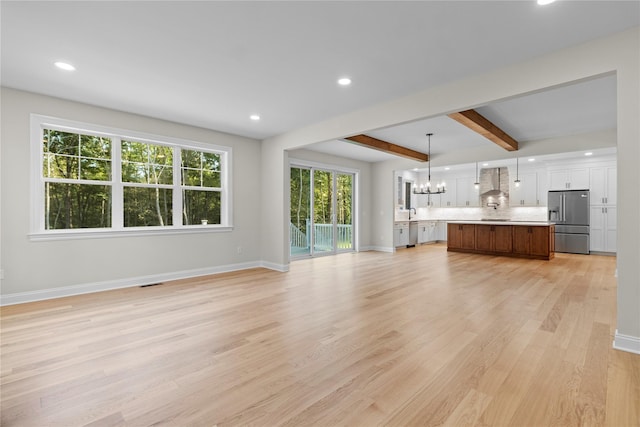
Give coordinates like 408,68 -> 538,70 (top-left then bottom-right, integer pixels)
480,167 -> 508,197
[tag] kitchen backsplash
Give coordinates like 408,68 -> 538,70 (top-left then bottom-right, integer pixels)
395,206 -> 548,222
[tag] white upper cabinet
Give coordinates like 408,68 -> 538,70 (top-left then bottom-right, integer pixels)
537,170 -> 548,206
589,165 -> 616,205
510,171 -> 538,206
399,152 -> 616,212
416,171 -> 446,207
416,192 -> 431,208
439,181 -> 456,207
548,167 -> 589,190
456,176 -> 480,207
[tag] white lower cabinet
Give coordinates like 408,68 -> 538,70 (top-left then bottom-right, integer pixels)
418,221 -> 437,244
394,222 -> 409,247
590,206 -> 616,253
436,221 -> 447,241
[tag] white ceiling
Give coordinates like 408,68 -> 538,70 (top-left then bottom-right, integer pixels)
1,1 -> 638,161
308,74 -> 618,162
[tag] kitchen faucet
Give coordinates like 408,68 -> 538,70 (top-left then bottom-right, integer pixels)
408,208 -> 416,219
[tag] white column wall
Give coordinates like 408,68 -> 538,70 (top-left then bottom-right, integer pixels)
614,42 -> 640,350
261,28 -> 639,351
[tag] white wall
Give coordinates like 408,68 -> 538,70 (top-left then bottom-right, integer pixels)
262,28 -> 640,352
1,88 -> 262,301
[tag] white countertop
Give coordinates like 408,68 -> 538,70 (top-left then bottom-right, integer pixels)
446,220 -> 555,226
394,219 -> 446,223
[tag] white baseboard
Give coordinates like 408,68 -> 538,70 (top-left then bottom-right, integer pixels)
259,261 -> 289,272
0,260 -> 278,306
613,329 -> 640,354
364,246 -> 395,253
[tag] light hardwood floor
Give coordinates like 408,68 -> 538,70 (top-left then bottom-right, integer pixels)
1,244 -> 638,426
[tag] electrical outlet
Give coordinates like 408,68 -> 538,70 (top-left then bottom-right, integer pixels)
0,269 -> 4,280
237,246 -> 243,254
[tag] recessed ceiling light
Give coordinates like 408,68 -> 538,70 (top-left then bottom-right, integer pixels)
412,168 -> 419,171
250,114 -> 260,121
444,167 -> 450,171
54,61 -> 75,71
482,163 -> 489,166
528,158 -> 535,162
537,0 -> 556,5
585,152 -> 593,156
337,77 -> 351,86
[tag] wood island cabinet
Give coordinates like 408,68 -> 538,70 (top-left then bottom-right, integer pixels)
512,225 -> 554,258
447,222 -> 554,260
447,223 -> 476,250
475,224 -> 513,253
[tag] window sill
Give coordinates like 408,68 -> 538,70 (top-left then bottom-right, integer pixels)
29,225 -> 233,241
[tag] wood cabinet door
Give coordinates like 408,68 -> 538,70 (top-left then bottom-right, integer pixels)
475,225 -> 493,251
512,226 -> 531,254
494,225 -> 513,253
461,224 -> 476,249
530,227 -> 550,257
447,223 -> 462,249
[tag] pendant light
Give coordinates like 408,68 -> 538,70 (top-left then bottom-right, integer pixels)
474,162 -> 480,189
413,133 -> 446,195
514,157 -> 521,187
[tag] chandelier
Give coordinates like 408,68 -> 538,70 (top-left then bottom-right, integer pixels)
413,133 -> 446,195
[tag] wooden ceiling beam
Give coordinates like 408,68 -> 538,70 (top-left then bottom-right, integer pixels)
344,134 -> 428,162
447,109 -> 519,151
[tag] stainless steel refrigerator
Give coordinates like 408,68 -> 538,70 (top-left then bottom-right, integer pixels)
548,190 -> 590,254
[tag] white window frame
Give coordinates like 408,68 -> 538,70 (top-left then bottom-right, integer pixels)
30,114 -> 233,240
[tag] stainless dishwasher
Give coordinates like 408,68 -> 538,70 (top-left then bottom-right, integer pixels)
408,221 -> 418,247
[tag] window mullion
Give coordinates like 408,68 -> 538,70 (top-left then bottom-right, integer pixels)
173,146 -> 182,227
112,137 -> 123,229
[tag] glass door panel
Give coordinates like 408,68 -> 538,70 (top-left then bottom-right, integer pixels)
290,167 -> 311,257
290,166 -> 355,258
336,173 -> 354,251
313,169 -> 334,254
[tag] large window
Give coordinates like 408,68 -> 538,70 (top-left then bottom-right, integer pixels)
31,115 -> 231,238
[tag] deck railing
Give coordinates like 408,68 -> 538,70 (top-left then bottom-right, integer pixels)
290,221 -> 353,251
289,222 -> 308,248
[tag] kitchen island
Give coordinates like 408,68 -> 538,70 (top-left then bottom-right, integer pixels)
447,221 -> 555,260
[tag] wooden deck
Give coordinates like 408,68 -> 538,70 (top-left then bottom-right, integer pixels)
1,244 -> 638,426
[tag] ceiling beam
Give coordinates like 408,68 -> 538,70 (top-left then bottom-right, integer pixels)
447,109 -> 519,151
344,134 -> 428,162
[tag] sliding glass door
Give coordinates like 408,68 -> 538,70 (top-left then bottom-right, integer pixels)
313,169 -> 334,254
336,173 -> 354,251
290,167 -> 311,257
290,165 -> 354,258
